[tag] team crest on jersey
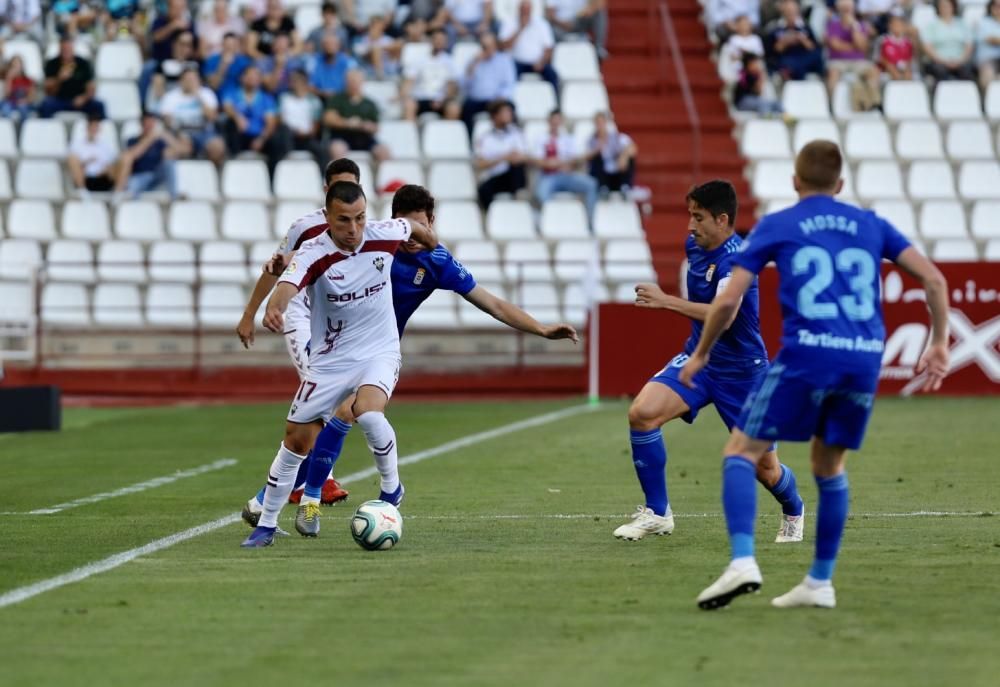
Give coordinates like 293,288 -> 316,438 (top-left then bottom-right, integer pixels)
373,256 -> 385,273
413,268 -> 426,285
286,260 -> 297,275
279,236 -> 288,252
706,264 -> 716,281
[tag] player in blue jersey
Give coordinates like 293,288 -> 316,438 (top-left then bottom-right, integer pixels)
613,180 -> 805,543
242,184 -> 579,535
682,141 -> 950,610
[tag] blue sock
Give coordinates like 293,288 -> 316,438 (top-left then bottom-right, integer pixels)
765,463 -> 805,517
809,473 -> 849,582
722,456 -> 757,560
254,486 -> 265,505
629,428 -> 668,516
303,417 -> 352,500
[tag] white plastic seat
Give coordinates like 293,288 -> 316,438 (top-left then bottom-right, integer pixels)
613,282 -> 638,302
199,241 -> 248,283
933,81 -> 982,121
362,80 -> 402,119
832,81 -> 882,121
114,201 -> 164,240
781,81 -> 831,120
562,281 -> 610,325
932,238 -> 978,261
294,4 -> 322,35
764,198 -> 797,215
792,120 -> 840,153
222,159 -> 272,201
221,201 -> 271,241
41,282 -> 90,327
516,282 -> 561,322
911,3 -> 937,34
554,240 -> 600,282
453,241 -> 503,282
0,239 -> 43,280
522,119 -> 551,152
434,201 -> 484,241
553,41 -> 600,81
958,161 -> 1000,200
3,40 -> 43,81
428,162 -> 476,201
0,119 -> 17,158
605,240 -> 655,282
884,82 -> 932,121
562,82 -> 609,121
168,201 -> 217,241
197,284 -> 246,328
985,239 -> 1000,261
540,198 -> 589,239
146,284 -> 195,327
376,160 -> 425,191
400,42 -> 432,73
471,118 -> 492,146
273,159 -> 323,201
740,120 -> 791,160
918,201 -> 968,240
514,81 -> 558,121
486,199 -> 537,240
504,240 -> 553,281
47,240 -> 96,283
844,120 -> 893,160
176,160 -> 221,202
0,161 -> 10,201
118,118 -> 141,147
15,159 -> 64,200
274,201 -> 316,239
7,200 -> 56,240
355,159 -> 375,199
93,283 -> 143,327
20,120 -> 68,158
0,281 -> 34,326
593,200 -> 643,239
986,82 -> 1000,121
250,241 -> 278,271
452,41 -> 482,76
378,120 -> 421,160
945,121 -> 994,160
149,241 -> 197,283
871,200 -> 918,238
907,161 -> 956,200
752,160 -> 795,201
95,40 -> 143,80
895,121 -> 944,161
96,80 -> 142,121
97,241 -> 146,282
61,201 -> 111,240
405,289 -> 460,329
856,161 -> 905,201
422,120 -> 472,160
970,201 -> 1000,238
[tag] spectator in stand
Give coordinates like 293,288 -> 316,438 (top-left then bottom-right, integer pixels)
323,68 -> 388,161
764,0 -> 824,81
147,30 -> 201,112
979,0 -> 1000,91
531,109 -> 597,224
223,64 -> 291,176
706,0 -> 760,42
402,15 -> 431,43
340,0 -> 399,38
160,68 -> 226,166
500,0 -> 558,91
409,0 -> 447,25
259,32 -> 304,94
545,0 -> 608,59
402,26 -> 460,120
100,0 -> 142,41
462,32 -> 516,133
443,0 -> 493,43
248,0 -> 300,59
586,111 -> 637,194
733,53 -> 784,114
718,14 -> 765,84
204,32 -> 253,99
922,0 -> 975,82
306,2 -> 350,53
67,112 -> 120,197
280,68 -> 325,162
51,0 -> 97,37
198,0 -> 246,59
119,111 -> 183,199
1,55 -> 36,119
150,0 -> 196,66
40,34 -> 105,118
309,32 -> 358,99
0,0 -> 43,41
474,99 -> 527,209
354,15 -> 403,79
857,0 -> 897,35
825,0 -> 881,111
877,10 -> 916,81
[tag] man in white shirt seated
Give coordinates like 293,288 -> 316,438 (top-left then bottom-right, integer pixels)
159,68 -> 227,166
67,111 -> 121,197
531,109 -> 597,225
474,99 -> 527,209
545,0 -> 607,58
402,27 -> 460,120
500,0 -> 558,91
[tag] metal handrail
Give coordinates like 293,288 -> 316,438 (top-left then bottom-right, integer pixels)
656,0 -> 703,182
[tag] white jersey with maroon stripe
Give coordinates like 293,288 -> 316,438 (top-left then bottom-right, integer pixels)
278,218 -> 413,369
278,207 -> 328,347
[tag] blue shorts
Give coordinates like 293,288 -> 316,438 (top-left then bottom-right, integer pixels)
736,349 -> 879,451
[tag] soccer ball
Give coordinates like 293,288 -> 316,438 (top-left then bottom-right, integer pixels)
350,500 -> 403,550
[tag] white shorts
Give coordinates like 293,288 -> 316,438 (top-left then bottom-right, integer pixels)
287,353 -> 402,424
284,292 -> 311,380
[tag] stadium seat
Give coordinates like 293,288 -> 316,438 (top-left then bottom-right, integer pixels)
434,201 -> 484,241
0,281 -> 33,327
522,119 -> 551,151
515,282 -> 561,322
222,159 -> 272,201
362,80 -> 402,119
3,40 -> 43,81
428,162 -> 476,201
422,120 -> 472,160
540,198 -> 589,239
96,80 -> 142,121
740,120 -> 791,160
895,121 -> 944,161
504,240 -> 554,282
274,201 -> 316,239
792,120 -> 841,153
95,40 -> 143,80
562,281 -> 609,325
146,284 -> 195,327
856,161 -> 905,201
378,120 -> 421,160
273,159 -> 323,200
781,81 -> 831,120
7,200 -> 56,240
514,81 -> 558,122
605,240 -> 655,283
553,240 -> 600,282
249,240 -> 277,271
97,241 -> 146,282
985,239 -> 1000,261
553,41 -> 600,81
149,241 -> 197,283
93,283 -> 143,327
910,3 -> 937,34
221,202 -> 271,241
919,201 -> 968,240
406,289 -> 461,329
933,81 -> 982,121
454,241 -> 503,282
970,201 -> 1000,238
883,81 -> 932,121
15,159 -> 64,200
114,201 -> 164,240
612,282 -> 638,302
908,161 -> 957,200
752,160 -> 795,201
958,161 -> 1000,199
0,239 -> 43,280
294,4 -> 322,35
931,238 -> 978,261
946,121 -> 994,160
562,82 -> 609,121
764,198 -> 796,215
176,160 -> 221,202
19,119 -> 68,158
401,42 -> 432,73
119,118 -> 141,146
986,81 -> 1000,121
871,200 -> 918,238
832,81 -> 881,121
199,241 -> 248,283
452,41 -> 482,76
486,199 -> 537,240
61,201 -> 111,240
168,201 -> 217,241
0,161 -> 10,201
41,282 -> 90,327
471,118 -> 492,146
376,160 -> 425,191
47,240 -> 96,283
844,120 -> 894,160
593,200 -> 643,239
69,118 -> 119,155
0,119 -> 17,158
197,284 -> 245,328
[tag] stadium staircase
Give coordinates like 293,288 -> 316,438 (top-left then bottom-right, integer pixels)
603,0 -> 754,291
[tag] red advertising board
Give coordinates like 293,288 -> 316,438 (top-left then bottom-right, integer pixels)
597,262 -> 1000,397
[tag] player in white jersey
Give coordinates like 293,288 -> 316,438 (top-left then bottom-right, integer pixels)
241,181 -> 436,547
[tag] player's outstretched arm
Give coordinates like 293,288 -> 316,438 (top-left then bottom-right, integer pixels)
237,265 -> 281,349
463,286 -> 579,342
263,282 -> 299,334
895,247 -> 950,391
634,282 -> 742,327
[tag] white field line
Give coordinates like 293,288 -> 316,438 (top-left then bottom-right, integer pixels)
0,403 -> 600,609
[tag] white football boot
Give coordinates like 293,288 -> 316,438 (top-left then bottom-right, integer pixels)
696,560 -> 763,610
775,506 -> 805,543
613,506 -> 675,540
771,578 -> 836,609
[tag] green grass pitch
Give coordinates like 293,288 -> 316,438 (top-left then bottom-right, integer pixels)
1,397 -> 998,686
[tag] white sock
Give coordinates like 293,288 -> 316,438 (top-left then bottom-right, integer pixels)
730,556 -> 757,571
356,411 -> 399,493
259,443 -> 307,529
804,575 -> 833,589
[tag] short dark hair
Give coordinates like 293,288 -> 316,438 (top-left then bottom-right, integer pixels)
487,99 -> 512,117
321,1 -> 337,13
549,108 -> 562,119
324,158 -> 361,185
325,181 -> 366,208
686,180 -> 738,227
795,140 -> 843,193
391,184 -> 435,222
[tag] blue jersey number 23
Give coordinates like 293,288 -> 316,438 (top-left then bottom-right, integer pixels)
791,246 -> 876,321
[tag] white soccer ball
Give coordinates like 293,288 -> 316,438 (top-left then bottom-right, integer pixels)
350,500 -> 403,550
